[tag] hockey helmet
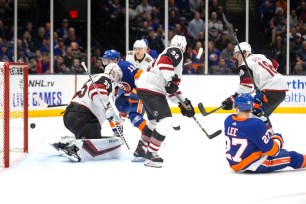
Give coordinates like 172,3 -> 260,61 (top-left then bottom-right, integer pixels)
234,42 -> 251,55
104,63 -> 123,86
170,35 -> 187,53
233,93 -> 254,111
133,40 -> 147,51
102,50 -> 120,61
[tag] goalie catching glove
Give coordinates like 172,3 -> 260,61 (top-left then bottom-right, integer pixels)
105,107 -> 115,121
165,74 -> 181,94
178,98 -> 195,118
222,93 -> 238,110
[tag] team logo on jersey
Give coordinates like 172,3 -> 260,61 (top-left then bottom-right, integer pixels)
239,69 -> 244,76
171,50 -> 179,59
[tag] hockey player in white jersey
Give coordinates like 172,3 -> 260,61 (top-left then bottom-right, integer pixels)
51,63 -> 123,162
221,42 -> 288,120
135,35 -> 195,168
125,39 -> 153,70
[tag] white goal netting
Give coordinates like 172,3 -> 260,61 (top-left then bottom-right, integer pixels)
0,62 -> 28,168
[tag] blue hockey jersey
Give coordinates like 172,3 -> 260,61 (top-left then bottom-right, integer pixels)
224,114 -> 280,171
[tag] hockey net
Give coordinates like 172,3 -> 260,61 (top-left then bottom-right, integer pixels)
0,62 -> 28,168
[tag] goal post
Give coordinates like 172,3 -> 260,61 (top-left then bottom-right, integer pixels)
0,62 -> 28,168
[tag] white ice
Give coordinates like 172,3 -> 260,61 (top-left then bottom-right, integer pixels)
0,113 -> 306,204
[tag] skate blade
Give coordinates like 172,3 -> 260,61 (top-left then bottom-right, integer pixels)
49,143 -> 65,156
59,149 -> 81,162
144,160 -> 162,168
131,157 -> 145,162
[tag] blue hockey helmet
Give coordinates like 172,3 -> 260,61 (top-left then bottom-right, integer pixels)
102,49 -> 120,61
233,93 -> 254,111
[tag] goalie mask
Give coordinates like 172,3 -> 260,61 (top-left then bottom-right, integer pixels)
170,35 -> 187,53
104,63 -> 123,87
233,93 -> 254,111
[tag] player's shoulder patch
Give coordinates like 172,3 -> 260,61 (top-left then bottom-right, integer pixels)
96,75 -> 112,94
163,47 -> 183,67
145,56 -> 153,62
127,51 -> 134,55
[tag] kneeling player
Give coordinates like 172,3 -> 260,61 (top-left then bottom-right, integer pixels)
51,63 -> 123,162
224,93 -> 306,173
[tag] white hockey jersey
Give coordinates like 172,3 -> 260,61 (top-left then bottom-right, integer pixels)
71,73 -> 112,127
237,54 -> 288,93
137,46 -> 185,103
125,50 -> 153,70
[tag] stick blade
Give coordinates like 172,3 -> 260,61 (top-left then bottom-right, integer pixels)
33,95 -> 48,109
208,129 -> 222,139
198,102 -> 208,116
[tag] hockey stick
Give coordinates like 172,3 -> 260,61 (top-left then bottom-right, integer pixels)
174,93 -> 221,139
184,47 -> 203,66
198,103 -> 225,117
222,13 -> 274,133
33,95 -> 68,109
81,62 -> 131,153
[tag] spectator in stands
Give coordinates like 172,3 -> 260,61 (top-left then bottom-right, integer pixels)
183,58 -> 197,74
24,21 -> 35,39
0,43 -> 13,62
290,33 -> 302,70
34,27 -> 46,49
259,0 -> 275,33
211,57 -> 231,75
70,57 -> 85,74
56,19 -> 69,39
208,40 -> 220,68
290,9 -> 298,28
36,52 -> 50,74
297,1 -> 306,22
64,27 -> 81,47
0,20 -> 6,38
215,30 -> 231,51
191,41 -> 205,71
39,38 -> 51,53
54,55 -> 65,73
22,31 -> 35,57
135,0 -> 152,16
220,42 -> 234,65
91,58 -> 104,74
57,63 -> 73,74
28,58 -> 37,74
34,49 -> 42,63
143,38 -> 158,59
64,46 -> 73,68
294,40 -> 306,74
178,17 -> 188,36
173,23 -> 185,36
208,11 -> 223,42
45,22 -> 50,39
274,14 -> 287,55
189,0 -> 200,16
275,0 -> 287,13
187,11 -> 205,47
54,38 -> 65,56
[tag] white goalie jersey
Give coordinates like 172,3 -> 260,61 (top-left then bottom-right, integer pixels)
237,54 -> 288,93
71,73 -> 113,126
125,51 -> 153,70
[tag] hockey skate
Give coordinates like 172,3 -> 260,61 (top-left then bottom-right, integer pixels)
131,140 -> 147,162
144,151 -> 163,168
60,144 -> 82,162
49,136 -> 76,155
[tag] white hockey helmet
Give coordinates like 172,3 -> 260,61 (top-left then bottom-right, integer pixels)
234,42 -> 252,55
104,63 -> 123,86
170,35 -> 187,53
133,40 -> 147,52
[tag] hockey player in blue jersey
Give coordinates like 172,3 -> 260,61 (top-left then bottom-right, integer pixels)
102,49 -> 150,161
224,93 -> 306,173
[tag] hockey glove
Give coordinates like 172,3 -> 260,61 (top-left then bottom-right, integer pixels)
222,93 -> 238,110
271,133 -> 284,149
252,92 -> 268,116
178,98 -> 195,118
165,74 -> 181,94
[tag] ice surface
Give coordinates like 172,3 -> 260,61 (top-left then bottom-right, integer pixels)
0,113 -> 305,204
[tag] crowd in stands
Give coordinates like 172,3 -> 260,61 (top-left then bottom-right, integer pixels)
0,0 -> 304,75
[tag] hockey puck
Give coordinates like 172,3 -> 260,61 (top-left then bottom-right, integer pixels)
30,123 -> 36,129
173,125 -> 181,130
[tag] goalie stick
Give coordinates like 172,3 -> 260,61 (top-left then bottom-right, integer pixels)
81,62 -> 131,154
184,47 -> 203,66
174,93 -> 221,139
222,13 -> 274,133
33,95 -> 68,109
198,103 -> 225,117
